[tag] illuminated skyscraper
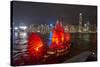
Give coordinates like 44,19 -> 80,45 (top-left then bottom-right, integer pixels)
86,20 -> 90,32
79,13 -> 83,32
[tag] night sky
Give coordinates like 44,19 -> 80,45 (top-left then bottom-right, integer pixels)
12,1 -> 97,26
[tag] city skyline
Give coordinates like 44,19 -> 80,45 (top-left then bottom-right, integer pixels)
12,1 -> 97,26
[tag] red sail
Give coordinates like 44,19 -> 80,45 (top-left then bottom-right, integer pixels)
50,20 -> 65,49
28,33 -> 45,60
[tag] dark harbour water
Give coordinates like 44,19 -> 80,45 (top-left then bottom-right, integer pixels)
65,33 -> 97,63
11,32 -> 97,66
71,33 -> 97,50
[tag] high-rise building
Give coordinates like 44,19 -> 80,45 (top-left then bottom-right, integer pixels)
86,20 -> 90,32
79,13 -> 83,32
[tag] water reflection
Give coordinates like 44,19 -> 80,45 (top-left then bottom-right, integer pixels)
71,33 -> 97,51
12,32 -> 97,65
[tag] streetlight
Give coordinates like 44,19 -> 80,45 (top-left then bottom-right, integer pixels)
14,27 -> 18,30
19,26 -> 27,30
